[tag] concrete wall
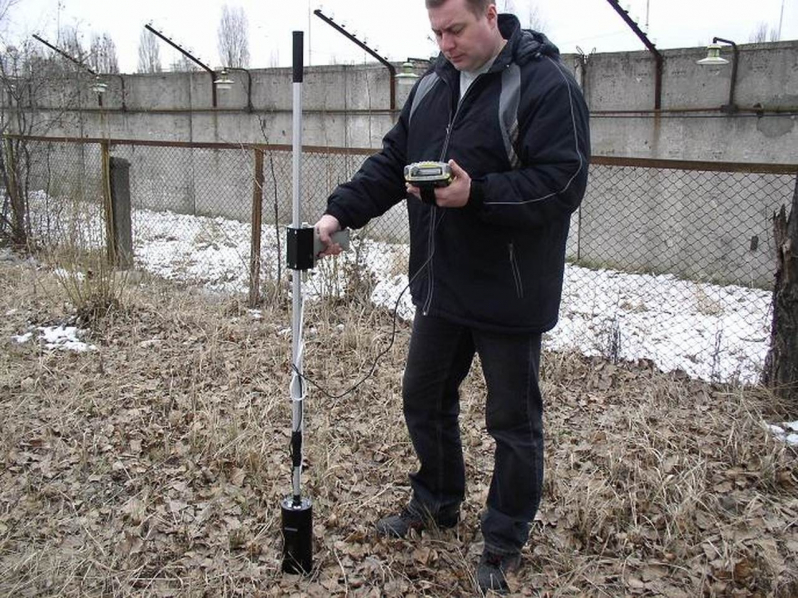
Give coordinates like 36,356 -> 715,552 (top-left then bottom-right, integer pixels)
5,41 -> 797,288
581,42 -> 797,162
6,64 -> 403,149
8,42 -> 795,159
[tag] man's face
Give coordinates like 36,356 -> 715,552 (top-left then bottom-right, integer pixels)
428,0 -> 499,72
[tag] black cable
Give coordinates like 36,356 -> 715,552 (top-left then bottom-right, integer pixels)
286,250 -> 418,476
291,257 -> 416,401
291,215 -> 443,402
286,208 -> 445,478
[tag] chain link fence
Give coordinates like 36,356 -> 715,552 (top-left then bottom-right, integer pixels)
3,135 -> 797,384
564,158 -> 796,384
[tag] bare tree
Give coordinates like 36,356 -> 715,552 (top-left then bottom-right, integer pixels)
750,22 -> 767,43
0,0 -> 19,23
88,33 -> 119,74
497,0 -> 546,31
524,4 -> 546,31
749,21 -> 780,43
169,55 -> 200,72
137,29 -> 162,73
58,26 -> 87,65
1,38 -> 83,246
764,182 -> 798,412
268,49 -> 280,68
217,4 -> 250,68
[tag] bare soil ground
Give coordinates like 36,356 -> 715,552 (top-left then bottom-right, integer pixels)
1,255 -> 797,597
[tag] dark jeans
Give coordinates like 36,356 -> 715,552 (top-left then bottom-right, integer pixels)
403,313 -> 544,555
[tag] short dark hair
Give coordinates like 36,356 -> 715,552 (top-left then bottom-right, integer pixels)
425,0 -> 495,18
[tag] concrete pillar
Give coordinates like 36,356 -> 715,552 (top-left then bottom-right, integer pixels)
109,157 -> 133,268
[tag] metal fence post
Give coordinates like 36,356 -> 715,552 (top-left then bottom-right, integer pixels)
110,157 -> 133,268
101,140 -> 117,264
250,148 -> 265,307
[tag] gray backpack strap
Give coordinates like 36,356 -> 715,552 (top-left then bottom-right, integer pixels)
409,72 -> 440,124
498,64 -> 522,169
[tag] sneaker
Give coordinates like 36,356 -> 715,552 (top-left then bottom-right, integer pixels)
477,549 -> 521,595
375,506 -> 459,538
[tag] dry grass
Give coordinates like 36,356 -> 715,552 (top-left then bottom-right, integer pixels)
1,253 -> 796,597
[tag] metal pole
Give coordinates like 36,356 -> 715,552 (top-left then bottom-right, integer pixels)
144,24 -> 218,108
249,148 -> 264,307
32,34 -> 104,108
713,37 -> 739,114
32,34 -> 96,74
604,0 -> 664,110
101,140 -> 116,264
281,30 -> 313,576
312,9 -> 397,111
778,0 -> 785,41
291,30 -> 304,501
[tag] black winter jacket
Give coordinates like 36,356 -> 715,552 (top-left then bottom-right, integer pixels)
325,14 -> 590,334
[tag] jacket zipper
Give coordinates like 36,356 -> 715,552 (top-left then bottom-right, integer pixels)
509,241 -> 524,298
439,77 -> 480,159
423,74 -> 486,314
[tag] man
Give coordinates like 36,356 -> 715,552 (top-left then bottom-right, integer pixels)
315,0 -> 589,593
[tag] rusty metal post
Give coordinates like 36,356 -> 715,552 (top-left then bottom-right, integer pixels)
144,25 -> 219,108
250,148 -> 265,307
605,0 -> 664,110
312,9 -> 397,111
713,37 -> 739,115
100,140 -> 117,264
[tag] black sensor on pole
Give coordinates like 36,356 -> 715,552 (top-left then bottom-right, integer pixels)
282,30 -> 313,575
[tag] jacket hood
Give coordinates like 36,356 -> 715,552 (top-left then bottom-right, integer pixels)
499,13 -> 560,65
432,13 -> 560,74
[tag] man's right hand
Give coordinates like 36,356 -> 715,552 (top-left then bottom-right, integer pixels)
314,214 -> 344,258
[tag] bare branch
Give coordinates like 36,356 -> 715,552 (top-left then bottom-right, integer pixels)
0,0 -> 20,24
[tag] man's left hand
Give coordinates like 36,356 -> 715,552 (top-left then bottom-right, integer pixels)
406,159 -> 471,208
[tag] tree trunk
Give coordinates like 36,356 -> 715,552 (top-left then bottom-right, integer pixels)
2,138 -> 27,247
763,174 -> 798,413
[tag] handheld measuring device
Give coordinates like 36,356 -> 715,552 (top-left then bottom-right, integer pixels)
404,161 -> 453,205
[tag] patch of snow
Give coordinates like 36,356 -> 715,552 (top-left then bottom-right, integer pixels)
767,421 -> 798,446
18,198 -> 775,386
12,332 -> 33,344
12,326 -> 95,352
371,275 -> 415,322
38,325 -> 96,352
